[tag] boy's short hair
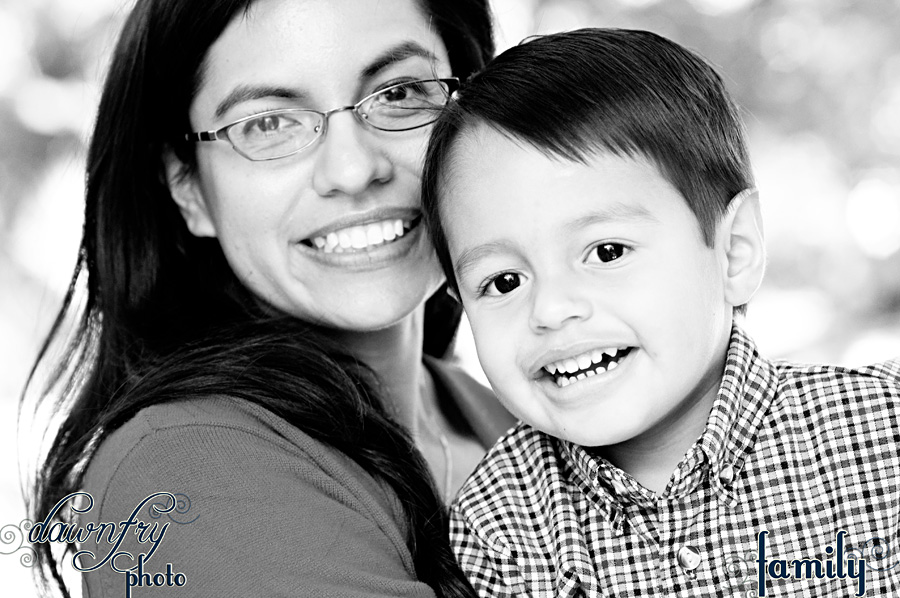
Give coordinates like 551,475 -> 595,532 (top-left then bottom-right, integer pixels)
422,27 -> 755,294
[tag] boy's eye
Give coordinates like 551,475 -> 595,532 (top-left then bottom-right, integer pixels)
483,272 -> 522,296
589,243 -> 629,263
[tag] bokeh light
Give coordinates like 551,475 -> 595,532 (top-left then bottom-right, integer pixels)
846,174 -> 900,259
687,0 -> 757,17
0,7 -> 35,95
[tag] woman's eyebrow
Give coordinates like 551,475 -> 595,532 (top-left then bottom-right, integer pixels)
214,85 -> 311,120
211,41 -> 436,120
360,40 -> 438,79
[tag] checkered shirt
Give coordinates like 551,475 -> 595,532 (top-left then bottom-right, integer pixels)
450,325 -> 900,597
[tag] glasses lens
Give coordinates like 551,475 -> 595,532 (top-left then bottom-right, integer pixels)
363,79 -> 452,131
227,110 -> 322,160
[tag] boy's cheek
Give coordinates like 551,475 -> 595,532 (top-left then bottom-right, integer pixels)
469,312 -> 524,374
468,312 -> 502,352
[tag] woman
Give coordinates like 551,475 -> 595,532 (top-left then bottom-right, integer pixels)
25,0 -> 513,596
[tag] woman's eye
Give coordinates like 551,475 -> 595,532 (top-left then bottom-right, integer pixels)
589,243 -> 629,263
375,80 -> 439,108
257,115 -> 280,132
381,85 -> 411,103
241,113 -> 300,137
379,81 -> 425,104
483,272 -> 522,296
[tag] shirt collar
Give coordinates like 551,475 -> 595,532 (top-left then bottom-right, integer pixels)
559,323 -> 778,509
699,323 -> 778,501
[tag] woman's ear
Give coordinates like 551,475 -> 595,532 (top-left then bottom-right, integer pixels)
163,149 -> 217,238
720,188 -> 766,307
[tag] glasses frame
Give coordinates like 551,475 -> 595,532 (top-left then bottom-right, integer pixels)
184,77 -> 460,162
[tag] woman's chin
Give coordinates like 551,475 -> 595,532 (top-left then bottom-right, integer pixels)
274,280 -> 441,335
236,240 -> 444,333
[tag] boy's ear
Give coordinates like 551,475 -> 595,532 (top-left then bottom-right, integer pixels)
719,188 -> 765,307
163,149 -> 217,238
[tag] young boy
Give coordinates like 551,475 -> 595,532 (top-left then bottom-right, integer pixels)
421,28 -> 900,597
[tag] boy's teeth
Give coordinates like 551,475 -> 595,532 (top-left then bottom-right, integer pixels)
312,219 -> 409,253
545,347 -> 630,387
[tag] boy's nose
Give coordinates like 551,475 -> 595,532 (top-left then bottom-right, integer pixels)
528,277 -> 593,332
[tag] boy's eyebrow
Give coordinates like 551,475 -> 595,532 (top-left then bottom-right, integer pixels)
454,241 -> 513,281
452,202 -> 659,280
570,202 -> 660,228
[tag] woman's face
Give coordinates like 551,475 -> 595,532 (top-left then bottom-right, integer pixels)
171,0 -> 451,331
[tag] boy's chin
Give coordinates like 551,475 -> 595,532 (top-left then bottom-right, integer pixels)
533,422 -> 632,449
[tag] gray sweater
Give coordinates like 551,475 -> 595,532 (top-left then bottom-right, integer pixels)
77,357 -> 514,598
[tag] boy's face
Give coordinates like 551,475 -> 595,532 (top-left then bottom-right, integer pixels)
441,126 -> 735,448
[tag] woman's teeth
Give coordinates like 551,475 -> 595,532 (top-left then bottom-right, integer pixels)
543,347 -> 632,388
309,219 -> 411,253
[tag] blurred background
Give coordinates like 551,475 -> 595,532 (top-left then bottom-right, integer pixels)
2,0 -> 899,595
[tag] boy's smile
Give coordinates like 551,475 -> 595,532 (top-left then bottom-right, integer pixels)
441,125 -> 738,463
540,345 -> 633,387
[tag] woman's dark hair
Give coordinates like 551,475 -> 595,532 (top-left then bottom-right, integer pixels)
423,28 -> 754,297
24,0 -> 494,596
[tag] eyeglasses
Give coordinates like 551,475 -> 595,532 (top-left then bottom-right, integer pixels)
185,77 -> 459,162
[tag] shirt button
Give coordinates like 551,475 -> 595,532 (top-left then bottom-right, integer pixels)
719,463 -> 735,485
677,546 -> 702,572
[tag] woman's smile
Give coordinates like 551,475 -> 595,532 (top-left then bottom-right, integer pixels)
303,217 -> 415,253
294,214 -> 429,270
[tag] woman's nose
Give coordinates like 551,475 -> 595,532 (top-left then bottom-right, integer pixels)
528,276 -> 594,332
311,110 -> 393,197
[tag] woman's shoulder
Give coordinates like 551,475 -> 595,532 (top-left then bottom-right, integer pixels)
93,394 -> 340,451
86,395 -> 383,496
79,396 -> 430,598
87,395 -> 281,460
84,395 -> 403,525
